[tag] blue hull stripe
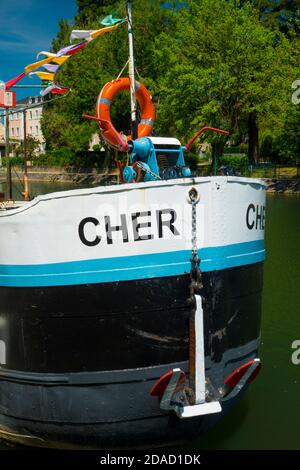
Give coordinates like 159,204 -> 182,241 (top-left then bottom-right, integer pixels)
0,240 -> 265,288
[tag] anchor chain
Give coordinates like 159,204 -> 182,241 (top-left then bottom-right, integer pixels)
186,187 -> 203,403
135,161 -> 162,180
188,187 -> 203,306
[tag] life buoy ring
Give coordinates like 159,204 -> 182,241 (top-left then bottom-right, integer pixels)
96,77 -> 155,152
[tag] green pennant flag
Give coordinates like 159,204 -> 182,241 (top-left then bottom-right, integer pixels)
101,15 -> 125,27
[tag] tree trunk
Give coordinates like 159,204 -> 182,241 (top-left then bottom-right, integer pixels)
248,111 -> 259,164
102,147 -> 111,173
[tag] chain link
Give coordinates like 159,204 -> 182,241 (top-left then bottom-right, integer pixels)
136,161 -> 162,180
188,188 -> 203,306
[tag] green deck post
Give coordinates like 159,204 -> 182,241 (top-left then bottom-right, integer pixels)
212,143 -> 218,176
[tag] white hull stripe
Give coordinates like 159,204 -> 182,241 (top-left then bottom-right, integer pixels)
0,240 -> 264,288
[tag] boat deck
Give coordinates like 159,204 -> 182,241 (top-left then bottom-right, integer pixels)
0,201 -> 28,211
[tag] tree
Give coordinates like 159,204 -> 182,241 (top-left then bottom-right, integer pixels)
238,0 -> 300,35
153,0 -> 298,163
41,0 -> 176,153
15,136 -> 40,160
75,1 -> 123,25
41,0 -> 300,164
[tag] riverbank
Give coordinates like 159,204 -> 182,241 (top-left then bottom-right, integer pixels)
0,166 -> 118,186
264,178 -> 300,194
0,167 -> 299,193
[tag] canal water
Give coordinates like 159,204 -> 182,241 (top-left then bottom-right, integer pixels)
0,182 -> 299,450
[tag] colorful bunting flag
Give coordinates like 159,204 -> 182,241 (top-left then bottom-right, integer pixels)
70,22 -> 122,43
56,41 -> 88,57
101,15 -> 125,26
25,54 -> 69,73
90,22 -> 123,40
42,64 -> 60,73
51,86 -> 69,95
29,71 -> 55,81
17,10 -> 126,100
40,82 -> 69,97
69,30 -> 96,42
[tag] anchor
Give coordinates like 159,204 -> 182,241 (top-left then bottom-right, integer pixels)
150,293 -> 262,418
150,294 -> 222,418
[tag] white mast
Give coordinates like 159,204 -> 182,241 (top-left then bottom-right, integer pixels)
126,0 -> 138,140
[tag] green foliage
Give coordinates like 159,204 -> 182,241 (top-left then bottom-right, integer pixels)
15,136 -> 40,160
272,105 -> 300,163
34,148 -> 76,167
259,99 -> 300,164
42,0 -> 174,153
224,146 -> 244,154
238,0 -> 300,36
219,154 -> 249,171
260,134 -> 278,161
184,152 -> 200,170
40,0 -> 300,165
1,157 -> 24,166
75,0 -> 118,23
32,148 -> 108,168
239,142 -> 248,154
51,20 -> 72,53
153,0 -> 298,143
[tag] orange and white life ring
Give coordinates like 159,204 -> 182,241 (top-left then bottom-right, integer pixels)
96,77 -> 155,152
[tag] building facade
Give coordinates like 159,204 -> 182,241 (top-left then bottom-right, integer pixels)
0,122 -> 5,160
3,96 -> 102,158
8,96 -> 45,153
0,122 -> 4,141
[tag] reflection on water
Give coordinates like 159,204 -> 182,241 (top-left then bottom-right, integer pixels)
0,189 -> 299,450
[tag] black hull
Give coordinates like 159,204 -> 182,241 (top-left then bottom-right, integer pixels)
0,263 -> 263,448
0,363 -> 248,450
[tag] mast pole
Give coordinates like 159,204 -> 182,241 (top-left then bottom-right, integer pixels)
5,108 -> 12,200
126,0 -> 138,140
22,109 -> 29,201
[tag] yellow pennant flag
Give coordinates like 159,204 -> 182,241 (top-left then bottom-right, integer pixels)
25,54 -> 70,74
28,71 -> 55,81
70,22 -> 122,42
90,22 -> 122,40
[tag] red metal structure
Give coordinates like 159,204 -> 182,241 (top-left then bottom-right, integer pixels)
0,90 -> 16,108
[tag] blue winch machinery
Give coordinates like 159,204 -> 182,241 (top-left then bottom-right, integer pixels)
123,136 -> 192,183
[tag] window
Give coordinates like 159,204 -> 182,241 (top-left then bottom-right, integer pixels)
35,110 -> 39,118
30,126 -> 32,135
11,128 -> 14,136
16,128 -> 19,136
36,125 -> 39,135
30,111 -> 33,120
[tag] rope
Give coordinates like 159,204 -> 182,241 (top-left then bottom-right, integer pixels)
0,91 -> 71,119
134,67 -> 141,80
112,1 -> 128,17
9,167 -> 24,199
116,59 -> 129,79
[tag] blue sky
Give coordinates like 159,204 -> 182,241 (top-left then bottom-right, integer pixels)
0,0 -> 186,101
0,0 -> 76,96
